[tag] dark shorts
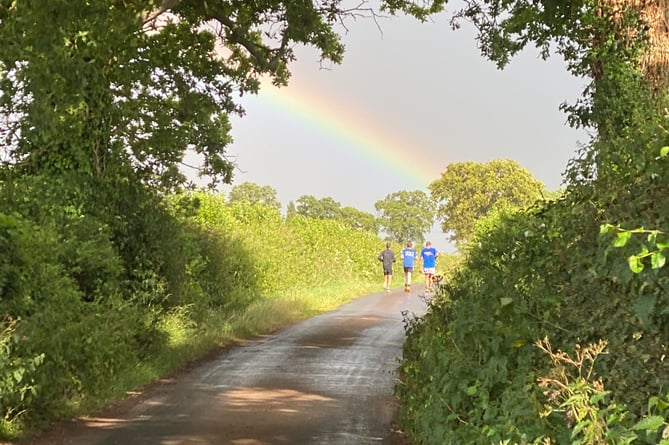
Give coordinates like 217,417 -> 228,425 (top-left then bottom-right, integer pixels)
404,267 -> 413,273
383,267 -> 393,276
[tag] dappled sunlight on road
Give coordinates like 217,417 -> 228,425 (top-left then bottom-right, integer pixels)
19,291 -> 424,444
220,386 -> 335,415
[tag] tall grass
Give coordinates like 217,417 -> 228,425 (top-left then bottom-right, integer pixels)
58,279 -> 381,426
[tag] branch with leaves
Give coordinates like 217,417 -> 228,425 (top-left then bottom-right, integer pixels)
600,147 -> 669,274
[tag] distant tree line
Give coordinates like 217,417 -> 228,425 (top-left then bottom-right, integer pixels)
228,158 -> 548,247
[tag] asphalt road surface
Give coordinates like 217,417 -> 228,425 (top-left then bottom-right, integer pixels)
18,287 -> 428,445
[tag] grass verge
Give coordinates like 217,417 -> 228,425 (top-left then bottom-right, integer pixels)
23,279 -> 380,439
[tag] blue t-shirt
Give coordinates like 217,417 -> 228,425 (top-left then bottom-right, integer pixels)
420,247 -> 438,268
401,248 -> 416,267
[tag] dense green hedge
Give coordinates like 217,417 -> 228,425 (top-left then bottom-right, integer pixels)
176,191 -> 381,295
396,68 -> 669,444
397,180 -> 669,443
0,177 -> 382,438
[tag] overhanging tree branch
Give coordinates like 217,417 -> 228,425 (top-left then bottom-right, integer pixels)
143,0 -> 183,25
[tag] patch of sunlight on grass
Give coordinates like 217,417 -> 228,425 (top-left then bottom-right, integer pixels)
159,305 -> 198,347
227,296 -> 311,338
210,279 -> 379,340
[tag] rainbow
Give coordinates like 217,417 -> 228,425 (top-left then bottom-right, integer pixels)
251,79 -> 444,191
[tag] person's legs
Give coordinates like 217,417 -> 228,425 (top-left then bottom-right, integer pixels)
424,267 -> 436,290
404,267 -> 413,288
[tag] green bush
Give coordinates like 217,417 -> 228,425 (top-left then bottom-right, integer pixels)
397,34 -> 669,443
397,205 -> 565,444
192,226 -> 260,312
176,191 -> 381,298
397,183 -> 669,443
0,318 -> 44,438
0,180 -> 384,437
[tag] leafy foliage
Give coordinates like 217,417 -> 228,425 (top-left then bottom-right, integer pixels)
292,194 -> 379,233
0,319 -> 44,436
174,190 -> 382,296
0,0 -> 445,190
396,0 -> 669,441
429,159 -> 547,247
374,189 -> 435,243
0,0 -> 450,439
295,195 -> 343,220
228,182 -> 282,210
340,206 -> 379,233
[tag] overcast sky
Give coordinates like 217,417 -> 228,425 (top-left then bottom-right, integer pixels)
214,2 -> 590,252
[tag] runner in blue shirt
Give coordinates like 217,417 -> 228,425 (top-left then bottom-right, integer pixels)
401,242 -> 417,293
420,241 -> 438,292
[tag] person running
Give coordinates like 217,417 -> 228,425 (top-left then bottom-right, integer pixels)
401,241 -> 417,293
420,241 -> 438,291
378,242 -> 396,293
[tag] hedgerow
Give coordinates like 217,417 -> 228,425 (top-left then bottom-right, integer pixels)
0,177 -> 382,438
396,39 -> 669,445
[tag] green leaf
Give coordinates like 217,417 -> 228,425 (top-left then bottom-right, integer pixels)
655,396 -> 669,412
661,146 -> 669,157
13,369 -> 23,383
590,390 -> 610,404
600,223 -> 617,234
500,297 -> 513,307
651,252 -> 666,269
628,255 -> 644,273
632,415 -> 664,431
572,419 -> 590,438
614,231 -> 632,247
656,242 -> 669,251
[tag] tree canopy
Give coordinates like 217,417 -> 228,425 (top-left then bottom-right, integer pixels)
228,182 -> 281,209
295,195 -> 342,220
429,159 -> 546,246
452,0 -> 666,132
340,206 -> 379,233
284,196 -> 377,232
374,190 -> 434,244
0,0 -> 445,191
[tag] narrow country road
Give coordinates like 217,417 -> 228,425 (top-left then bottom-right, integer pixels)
18,287 -> 427,445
